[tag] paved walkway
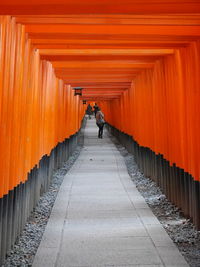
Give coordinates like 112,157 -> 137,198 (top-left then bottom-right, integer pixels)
33,118 -> 189,267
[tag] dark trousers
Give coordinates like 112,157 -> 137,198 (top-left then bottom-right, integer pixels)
97,123 -> 104,138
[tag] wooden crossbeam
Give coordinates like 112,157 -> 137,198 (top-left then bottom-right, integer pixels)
1,1 -> 200,14
26,24 -> 200,36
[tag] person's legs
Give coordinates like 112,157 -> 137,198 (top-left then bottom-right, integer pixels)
97,123 -> 101,138
97,123 -> 104,138
99,124 -> 104,138
101,124 -> 104,137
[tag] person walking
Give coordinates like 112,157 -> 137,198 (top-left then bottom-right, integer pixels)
86,103 -> 93,119
93,103 -> 99,118
96,108 -> 105,138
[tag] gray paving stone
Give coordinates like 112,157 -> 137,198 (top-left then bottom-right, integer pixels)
156,246 -> 189,266
32,247 -> 58,267
136,208 -> 161,225
59,249 -> 162,266
63,224 -> 148,239
145,224 -> 176,247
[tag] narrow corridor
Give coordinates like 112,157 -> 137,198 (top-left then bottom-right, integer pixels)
33,118 -> 188,267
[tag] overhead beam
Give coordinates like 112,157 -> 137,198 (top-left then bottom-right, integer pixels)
63,79 -> 133,83
28,33 -> 198,42
55,69 -> 141,74
57,74 -> 137,78
1,1 -> 200,15
52,61 -> 154,69
80,96 -> 120,100
83,88 -> 126,92
67,83 -> 130,88
26,24 -> 200,36
41,55 -> 161,61
31,38 -> 190,46
82,92 -> 123,95
39,48 -> 174,56
15,14 -> 200,26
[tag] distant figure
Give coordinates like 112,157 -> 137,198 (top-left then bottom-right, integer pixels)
96,108 -> 105,138
93,103 -> 99,118
86,104 -> 93,119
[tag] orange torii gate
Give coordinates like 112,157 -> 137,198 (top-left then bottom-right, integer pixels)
0,0 -> 200,263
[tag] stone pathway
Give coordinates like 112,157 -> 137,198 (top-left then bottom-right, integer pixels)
33,118 -> 188,267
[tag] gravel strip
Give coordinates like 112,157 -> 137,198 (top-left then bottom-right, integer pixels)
3,121 -> 86,267
110,135 -> 200,267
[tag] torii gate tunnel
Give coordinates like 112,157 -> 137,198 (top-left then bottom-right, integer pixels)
0,0 -> 200,264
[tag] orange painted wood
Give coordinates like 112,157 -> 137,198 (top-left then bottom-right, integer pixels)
52,61 -> 154,69
14,14 -> 200,26
101,41 -> 200,181
0,16 -> 85,198
39,49 -> 174,56
0,1 -> 200,197
1,1 -> 200,15
25,24 -> 200,36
